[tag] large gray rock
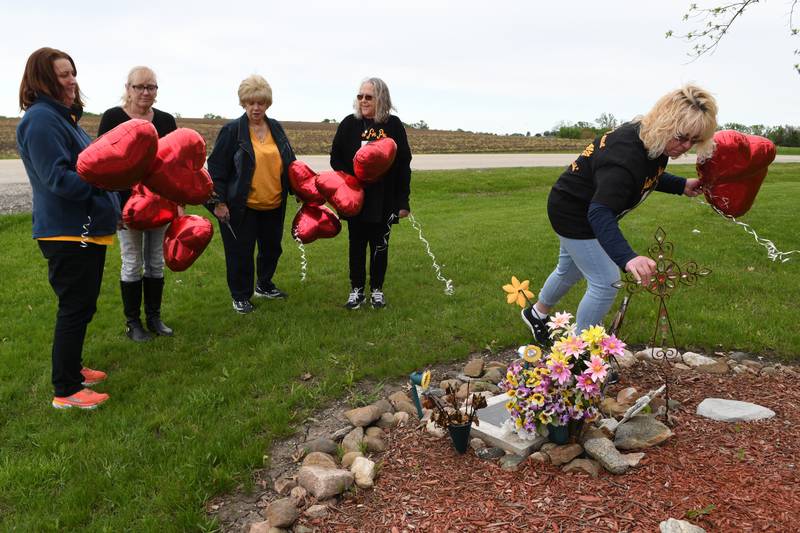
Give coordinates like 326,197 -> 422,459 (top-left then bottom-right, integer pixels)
302,451 -> 337,469
614,415 -> 673,450
696,398 -> 776,422
583,438 -> 644,475
344,405 -> 382,427
364,435 -> 386,453
297,466 -> 354,499
303,438 -> 338,456
265,498 -> 299,528
393,400 -> 419,417
463,359 -> 485,377
374,412 -> 397,428
482,367 -> 505,384
660,517 -> 706,532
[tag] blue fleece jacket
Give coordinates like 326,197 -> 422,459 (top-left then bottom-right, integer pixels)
16,96 -> 119,239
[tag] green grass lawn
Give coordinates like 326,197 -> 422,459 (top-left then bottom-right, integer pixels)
1,164 -> 798,530
776,146 -> 800,155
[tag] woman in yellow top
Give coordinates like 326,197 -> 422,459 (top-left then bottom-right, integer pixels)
207,75 -> 296,313
16,47 -> 120,409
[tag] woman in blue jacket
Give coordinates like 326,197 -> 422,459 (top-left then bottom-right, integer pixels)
207,75 -> 296,314
17,47 -> 120,409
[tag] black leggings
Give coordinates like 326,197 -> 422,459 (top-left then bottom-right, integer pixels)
347,219 -> 392,291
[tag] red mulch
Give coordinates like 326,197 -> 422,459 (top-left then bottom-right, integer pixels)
308,363 -> 800,532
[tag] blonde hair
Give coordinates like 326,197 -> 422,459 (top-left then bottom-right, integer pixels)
353,77 -> 395,123
638,84 -> 718,162
121,66 -> 157,105
238,74 -> 272,108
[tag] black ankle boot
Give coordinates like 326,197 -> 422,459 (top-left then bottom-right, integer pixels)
143,277 -> 173,336
121,280 -> 152,342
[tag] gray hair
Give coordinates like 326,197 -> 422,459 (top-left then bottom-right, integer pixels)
121,66 -> 157,105
353,77 -> 395,123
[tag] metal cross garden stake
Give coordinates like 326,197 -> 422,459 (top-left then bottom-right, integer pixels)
612,227 -> 711,424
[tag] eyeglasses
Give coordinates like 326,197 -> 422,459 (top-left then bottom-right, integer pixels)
675,133 -> 702,144
131,84 -> 158,93
356,94 -> 374,101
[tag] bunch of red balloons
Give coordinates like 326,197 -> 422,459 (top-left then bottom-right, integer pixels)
290,137 -> 397,244
77,119 -> 214,271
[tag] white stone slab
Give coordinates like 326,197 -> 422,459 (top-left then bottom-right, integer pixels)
696,398 -> 776,422
471,393 -> 545,457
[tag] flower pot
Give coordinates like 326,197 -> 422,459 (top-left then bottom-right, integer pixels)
447,422 -> 471,454
547,423 -> 569,445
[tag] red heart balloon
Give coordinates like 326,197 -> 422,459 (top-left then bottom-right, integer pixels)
315,171 -> 364,217
163,215 -> 213,272
145,129 -> 213,205
353,137 -> 397,184
122,183 -> 178,230
697,130 -> 775,217
291,204 -> 342,244
288,160 -> 325,204
77,119 -> 158,190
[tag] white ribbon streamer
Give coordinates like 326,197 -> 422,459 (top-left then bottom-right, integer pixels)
407,213 -> 454,295
293,234 -> 308,282
699,194 -> 800,263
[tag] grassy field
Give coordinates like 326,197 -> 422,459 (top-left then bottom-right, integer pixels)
0,164 -> 798,530
0,116 -> 587,159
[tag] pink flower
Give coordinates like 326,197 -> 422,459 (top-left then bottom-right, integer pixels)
547,311 -> 573,332
546,357 -> 573,385
601,335 -> 626,357
588,355 -> 608,383
561,335 -> 587,357
575,373 -> 595,394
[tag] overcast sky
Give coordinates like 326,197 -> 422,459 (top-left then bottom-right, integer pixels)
2,0 -> 798,134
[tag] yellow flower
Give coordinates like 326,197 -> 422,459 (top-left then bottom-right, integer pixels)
503,276 -> 534,308
581,325 -> 606,345
420,370 -> 431,390
522,345 -> 542,363
531,393 -> 545,406
507,389 -> 517,397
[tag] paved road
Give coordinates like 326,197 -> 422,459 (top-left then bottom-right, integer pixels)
9,153 -> 800,185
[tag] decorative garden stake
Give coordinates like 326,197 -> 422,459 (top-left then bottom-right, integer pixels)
612,227 -> 711,424
409,371 -> 431,419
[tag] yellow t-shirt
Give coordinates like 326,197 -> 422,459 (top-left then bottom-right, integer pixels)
246,127 -> 283,210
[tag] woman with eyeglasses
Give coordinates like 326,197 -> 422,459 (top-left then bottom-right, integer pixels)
17,47 -> 119,408
330,77 -> 412,309
98,66 -> 178,342
521,84 -> 718,344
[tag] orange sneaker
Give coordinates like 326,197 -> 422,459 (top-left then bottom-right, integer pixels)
81,367 -> 107,386
52,388 -> 110,409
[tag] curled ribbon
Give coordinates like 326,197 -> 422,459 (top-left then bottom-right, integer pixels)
293,233 -> 308,282
407,213 -> 454,295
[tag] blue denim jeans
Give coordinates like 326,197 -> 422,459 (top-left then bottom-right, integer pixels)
118,225 -> 168,282
539,236 -> 621,332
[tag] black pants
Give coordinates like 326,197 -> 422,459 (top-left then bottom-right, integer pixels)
220,204 -> 285,301
38,241 -> 106,398
347,219 -> 392,291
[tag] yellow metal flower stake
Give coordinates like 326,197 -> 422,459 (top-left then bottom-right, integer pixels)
612,227 -> 711,425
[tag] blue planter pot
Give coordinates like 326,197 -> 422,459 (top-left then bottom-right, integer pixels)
547,424 -> 569,445
447,422 -> 471,454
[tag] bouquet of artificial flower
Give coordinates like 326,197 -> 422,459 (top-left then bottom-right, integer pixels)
499,312 -> 626,440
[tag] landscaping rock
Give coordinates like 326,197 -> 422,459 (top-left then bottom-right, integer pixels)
470,438 -> 487,451
579,425 -> 608,443
457,381 -> 499,398
272,476 -> 296,495
762,366 -> 779,376
265,498 -> 298,529
696,398 -> 776,422
248,520 -> 270,533
476,447 -> 505,460
341,427 -> 364,453
393,400 -> 419,417
615,349 -> 637,369
482,367 -> 505,384
388,391 -> 411,404
439,379 -> 462,391
659,517 -> 706,532
614,415 -> 673,450
600,397 -> 628,417
288,486 -> 307,507
364,435 -> 386,453
597,418 -> 619,435
616,387 -> 638,405
365,426 -> 384,438
393,411 -> 410,425
741,359 -> 763,371
302,452 -> 338,469
341,451 -> 363,468
344,404 -> 382,427
425,420 -> 446,438
529,451 -> 549,463
304,504 -> 329,519
562,458 -> 601,478
499,454 -> 526,471
584,438 -> 638,474
680,352 -> 717,367
463,359 -> 485,377
374,412 -> 397,428
350,456 -> 376,488
330,426 -> 353,442
546,443 -> 583,466
302,438 -> 338,456
297,466 -> 354,499
485,360 -> 507,369
696,359 -> 729,375
636,347 -> 680,361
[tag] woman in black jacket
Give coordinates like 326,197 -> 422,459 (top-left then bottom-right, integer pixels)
330,77 -> 412,309
207,75 -> 296,314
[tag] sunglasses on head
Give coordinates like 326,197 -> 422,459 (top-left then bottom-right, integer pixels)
356,94 -> 373,101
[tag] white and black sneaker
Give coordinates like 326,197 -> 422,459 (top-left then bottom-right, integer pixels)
232,299 -> 255,314
254,285 -> 288,299
344,287 -> 365,310
521,306 -> 551,347
370,289 -> 386,309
